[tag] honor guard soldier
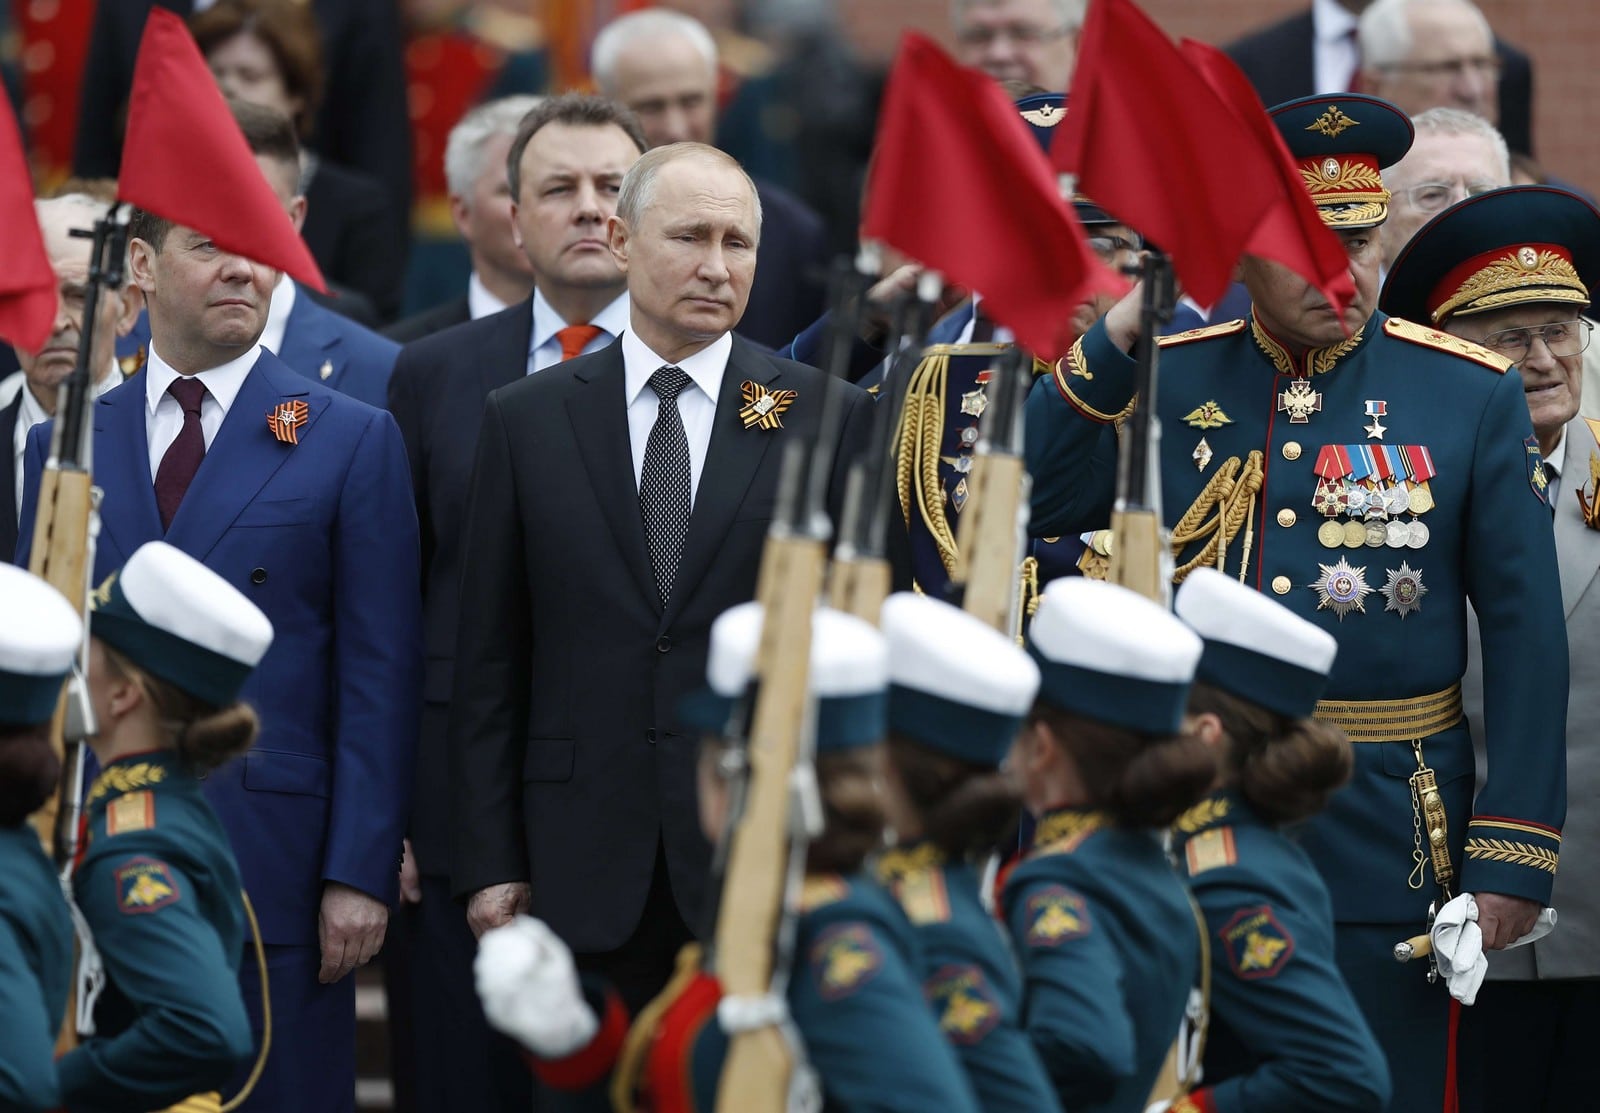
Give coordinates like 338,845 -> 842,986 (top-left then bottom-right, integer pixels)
875,592 -> 1061,1113
61,541 -> 274,1112
475,603 -> 981,1113
1382,184 -> 1600,1110
1025,92 -> 1567,1112
1169,568 -> 1391,1113
1005,579 -> 1215,1113
0,565 -> 81,1112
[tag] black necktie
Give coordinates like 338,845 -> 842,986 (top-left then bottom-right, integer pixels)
640,366 -> 693,606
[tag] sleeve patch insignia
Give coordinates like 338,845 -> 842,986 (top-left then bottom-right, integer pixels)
809,924 -> 883,1000
114,857 -> 181,915
924,965 -> 1002,1046
1220,905 -> 1295,980
1026,884 -> 1092,947
106,790 -> 155,836
1184,828 -> 1237,876
1526,435 -> 1550,503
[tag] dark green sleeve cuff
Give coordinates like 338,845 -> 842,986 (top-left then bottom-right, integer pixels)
1460,817 -> 1560,905
1048,321 -> 1138,424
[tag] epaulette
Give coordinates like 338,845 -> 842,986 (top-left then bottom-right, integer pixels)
1384,317 -> 1511,372
800,875 -> 850,913
1157,319 -> 1247,348
877,846 -> 951,925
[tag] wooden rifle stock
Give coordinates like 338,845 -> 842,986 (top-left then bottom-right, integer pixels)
952,349 -> 1031,634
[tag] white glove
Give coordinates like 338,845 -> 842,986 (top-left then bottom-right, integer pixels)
1506,908 -> 1558,949
1431,894 -> 1487,1005
474,915 -> 599,1057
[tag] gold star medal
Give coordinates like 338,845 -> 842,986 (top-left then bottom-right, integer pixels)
739,380 -> 797,430
1310,558 -> 1372,619
1380,561 -> 1427,618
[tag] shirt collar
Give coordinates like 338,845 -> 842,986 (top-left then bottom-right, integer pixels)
621,328 -> 731,408
1545,427 -> 1567,477
145,343 -> 260,417
467,272 -> 509,320
529,288 -> 631,355
1313,0 -> 1359,43
258,277 -> 297,356
16,380 -> 48,431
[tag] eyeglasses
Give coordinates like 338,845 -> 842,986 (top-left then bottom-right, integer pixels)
956,23 -> 1074,48
1380,56 -> 1501,80
1480,319 -> 1593,360
1395,180 -> 1501,214
1087,233 -> 1142,263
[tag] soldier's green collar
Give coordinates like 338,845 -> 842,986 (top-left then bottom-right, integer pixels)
1030,806 -> 1110,856
1250,311 -> 1369,378
86,751 -> 180,804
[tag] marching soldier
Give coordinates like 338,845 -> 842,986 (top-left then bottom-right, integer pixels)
60,541 -> 274,1111
875,592 -> 1060,1112
1005,578 -> 1215,1113
0,564 -> 80,1111
1025,92 -> 1567,1111
475,603 -> 980,1113
1170,568 -> 1391,1113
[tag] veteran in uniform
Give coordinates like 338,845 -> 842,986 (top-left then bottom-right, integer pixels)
1025,93 -> 1568,1112
1383,184 -> 1600,1111
0,564 -> 80,1112
475,603 -> 980,1113
61,541 -> 273,1111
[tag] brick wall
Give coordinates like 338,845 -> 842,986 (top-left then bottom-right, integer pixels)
839,0 -> 1599,194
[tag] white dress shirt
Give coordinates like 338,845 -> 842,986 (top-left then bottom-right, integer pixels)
144,345 -> 258,480
956,294 -> 1015,345
259,277 -> 297,357
467,272 -> 509,321
1544,427 -> 1567,509
620,328 -> 729,506
527,289 -> 630,375
1313,0 -> 1362,96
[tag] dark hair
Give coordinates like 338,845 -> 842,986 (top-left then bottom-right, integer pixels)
505,93 -> 648,201
127,208 -> 174,253
1186,682 -> 1352,826
229,97 -> 301,166
0,724 -> 61,828
190,0 -> 323,139
885,733 -> 1021,860
103,647 -> 258,774
1027,704 -> 1216,829
805,749 -> 887,875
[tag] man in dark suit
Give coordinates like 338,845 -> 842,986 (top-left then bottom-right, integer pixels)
592,9 -> 829,351
385,96 -> 541,345
449,141 -> 871,1013
19,199 -> 422,1113
1225,0 -> 1533,156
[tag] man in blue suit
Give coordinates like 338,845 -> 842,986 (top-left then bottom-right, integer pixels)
17,192 -> 422,1112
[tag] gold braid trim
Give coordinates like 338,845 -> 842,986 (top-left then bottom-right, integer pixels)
611,943 -> 707,1113
1169,452 -> 1265,583
1464,839 -> 1559,874
1434,249 -> 1588,322
896,352 -> 961,576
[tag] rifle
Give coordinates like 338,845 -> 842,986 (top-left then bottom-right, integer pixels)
1106,250 -> 1176,604
828,271 -> 940,624
712,257 -> 862,1113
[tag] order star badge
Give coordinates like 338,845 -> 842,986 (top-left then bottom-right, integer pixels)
1277,379 -> 1322,424
267,400 -> 309,445
739,380 -> 797,430
1380,561 -> 1427,618
960,389 -> 988,418
1310,558 -> 1372,620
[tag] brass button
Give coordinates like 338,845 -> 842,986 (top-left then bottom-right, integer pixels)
1271,575 -> 1291,595
1276,508 -> 1297,528
1282,441 -> 1303,461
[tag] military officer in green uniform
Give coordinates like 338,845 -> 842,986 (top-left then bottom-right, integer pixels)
0,564 -> 81,1112
875,591 -> 1060,1113
1024,93 -> 1568,1112
475,603 -> 981,1113
1006,578 -> 1215,1113
1169,568 -> 1391,1113
60,540 -> 274,1111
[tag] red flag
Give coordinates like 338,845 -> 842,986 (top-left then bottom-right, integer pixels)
1053,0 -> 1280,307
861,33 -> 1123,360
118,7 -> 326,291
1182,39 -> 1354,319
0,92 -> 58,352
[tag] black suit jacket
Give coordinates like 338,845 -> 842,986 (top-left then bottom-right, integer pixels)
448,335 -> 872,950
387,298 -> 533,880
384,295 -> 472,345
0,394 -> 20,562
739,178 -> 829,350
73,0 -> 412,242
1224,9 -> 1534,156
303,159 -> 405,323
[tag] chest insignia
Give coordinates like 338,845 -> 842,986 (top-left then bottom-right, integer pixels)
1363,399 -> 1388,440
1379,561 -> 1427,618
1193,437 -> 1214,472
809,924 -> 882,1000
115,857 -> 181,915
1025,885 -> 1091,947
1220,905 -> 1295,980
739,380 -> 797,430
925,965 -> 1001,1045
1183,400 -> 1233,430
1310,557 -> 1372,619
1277,379 -> 1322,424
106,790 -> 155,836
268,399 -> 310,445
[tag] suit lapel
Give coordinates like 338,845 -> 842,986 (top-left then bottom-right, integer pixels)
278,288 -> 343,389
94,378 -> 164,556
164,353 -> 323,560
1556,415 -> 1600,618
660,337 -> 779,630
475,297 -> 535,400
566,346 -> 659,611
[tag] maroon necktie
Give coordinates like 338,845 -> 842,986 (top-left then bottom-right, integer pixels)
154,376 -> 208,529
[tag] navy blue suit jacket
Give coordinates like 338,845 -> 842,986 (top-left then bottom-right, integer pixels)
18,352 -> 423,945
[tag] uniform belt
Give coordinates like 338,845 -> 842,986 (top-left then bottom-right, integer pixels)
1313,683 -> 1463,743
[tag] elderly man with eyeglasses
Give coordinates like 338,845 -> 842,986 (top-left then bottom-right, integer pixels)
953,0 -> 1082,92
1380,107 -> 1510,272
1384,184 -> 1600,1112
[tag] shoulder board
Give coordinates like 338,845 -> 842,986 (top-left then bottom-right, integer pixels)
1183,827 -> 1238,877
892,865 -> 952,925
105,790 -> 156,836
1157,319 -> 1247,348
1383,318 -> 1511,372
800,876 -> 850,913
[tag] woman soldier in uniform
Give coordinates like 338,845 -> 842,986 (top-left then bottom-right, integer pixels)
1163,568 -> 1391,1113
1005,578 -> 1216,1113
476,603 -> 981,1113
55,541 -> 274,1111
873,592 -> 1061,1113
0,565 -> 81,1111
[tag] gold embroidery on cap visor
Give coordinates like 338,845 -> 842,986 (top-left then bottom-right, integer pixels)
1430,249 -> 1592,323
1298,157 -> 1390,228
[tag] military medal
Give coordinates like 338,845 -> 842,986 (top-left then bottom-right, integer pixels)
1194,437 -> 1214,471
739,381 -> 797,430
267,399 -> 309,445
1364,519 -> 1387,547
1183,401 -> 1233,429
1382,486 -> 1410,516
1406,521 -> 1430,548
1318,520 -> 1345,548
1311,558 -> 1373,619
1380,561 -> 1428,618
1342,520 -> 1366,548
1312,478 -> 1344,517
951,477 -> 970,512
953,456 -> 973,474
1363,400 -> 1388,440
1385,520 -> 1411,547
1408,485 -> 1435,514
960,389 -> 988,418
1277,379 -> 1322,423
960,426 -> 979,446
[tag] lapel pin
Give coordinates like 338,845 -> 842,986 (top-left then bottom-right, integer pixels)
739,380 -> 797,430
268,400 -> 309,445
319,360 -> 333,381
